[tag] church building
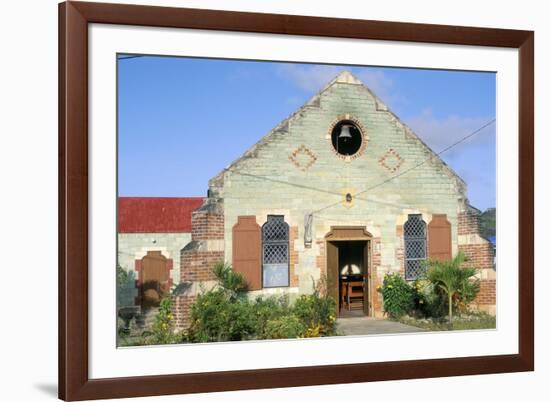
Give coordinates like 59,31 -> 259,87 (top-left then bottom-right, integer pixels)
118,71 -> 496,329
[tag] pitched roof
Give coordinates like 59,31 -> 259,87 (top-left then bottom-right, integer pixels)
118,197 -> 205,233
209,70 -> 465,194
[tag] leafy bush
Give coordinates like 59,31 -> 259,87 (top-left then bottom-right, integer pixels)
188,265 -> 338,341
252,295 -> 291,338
119,297 -> 185,346
188,289 -> 256,342
378,273 -> 414,318
293,293 -> 337,337
263,315 -> 305,339
410,279 -> 447,318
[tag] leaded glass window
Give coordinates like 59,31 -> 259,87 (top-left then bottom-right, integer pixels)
404,214 -> 427,280
262,215 -> 289,287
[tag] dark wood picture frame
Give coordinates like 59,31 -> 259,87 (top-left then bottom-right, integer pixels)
59,1 -> 534,400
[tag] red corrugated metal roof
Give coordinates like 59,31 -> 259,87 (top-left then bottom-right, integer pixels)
118,197 -> 205,233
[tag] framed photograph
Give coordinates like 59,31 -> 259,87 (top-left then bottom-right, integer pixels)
59,1 -> 534,400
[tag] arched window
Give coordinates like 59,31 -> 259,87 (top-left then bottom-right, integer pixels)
262,215 -> 289,288
404,214 -> 427,280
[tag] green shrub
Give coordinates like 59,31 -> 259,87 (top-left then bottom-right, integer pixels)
188,289 -> 256,342
378,273 -> 414,318
293,291 -> 337,337
408,279 -> 445,318
252,296 -> 291,338
147,297 -> 182,345
263,315 -> 305,339
187,264 -> 338,342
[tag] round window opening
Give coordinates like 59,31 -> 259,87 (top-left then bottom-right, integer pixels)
331,120 -> 363,156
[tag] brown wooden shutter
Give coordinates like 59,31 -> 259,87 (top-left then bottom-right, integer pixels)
428,214 -> 452,261
232,216 -> 262,290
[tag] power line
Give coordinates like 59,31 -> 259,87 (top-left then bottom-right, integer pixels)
312,118 -> 496,215
118,55 -> 143,60
226,169 -> 344,197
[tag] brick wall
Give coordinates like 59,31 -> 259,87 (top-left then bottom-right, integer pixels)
172,295 -> 197,331
458,209 -> 481,235
475,279 -> 496,305
457,209 -> 494,270
458,244 -> 495,270
174,202 -> 225,330
457,208 -> 496,313
181,250 -> 224,282
191,209 -> 224,240
180,207 -> 224,282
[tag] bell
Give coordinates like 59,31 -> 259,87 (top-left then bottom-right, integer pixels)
339,125 -> 353,139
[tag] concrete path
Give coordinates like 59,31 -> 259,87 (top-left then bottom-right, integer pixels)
337,317 -> 425,336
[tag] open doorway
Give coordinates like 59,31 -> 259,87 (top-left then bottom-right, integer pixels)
325,227 -> 372,317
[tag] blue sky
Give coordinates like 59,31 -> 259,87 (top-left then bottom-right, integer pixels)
118,56 -> 496,210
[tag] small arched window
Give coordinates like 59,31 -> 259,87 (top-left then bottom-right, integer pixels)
262,215 -> 289,288
404,214 -> 427,280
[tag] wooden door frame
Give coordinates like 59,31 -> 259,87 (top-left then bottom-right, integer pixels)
325,226 -> 373,316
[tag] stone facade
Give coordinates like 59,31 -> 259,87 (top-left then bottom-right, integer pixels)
171,71 -> 496,327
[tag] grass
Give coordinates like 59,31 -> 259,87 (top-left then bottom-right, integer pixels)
396,312 -> 496,331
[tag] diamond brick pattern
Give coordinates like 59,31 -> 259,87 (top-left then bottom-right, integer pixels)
379,148 -> 404,173
288,144 -> 317,171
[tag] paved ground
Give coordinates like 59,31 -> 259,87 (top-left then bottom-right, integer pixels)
337,316 -> 425,336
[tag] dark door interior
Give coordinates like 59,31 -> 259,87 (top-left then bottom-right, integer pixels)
339,241 -> 367,315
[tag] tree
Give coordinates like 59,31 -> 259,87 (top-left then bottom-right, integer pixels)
425,252 -> 479,323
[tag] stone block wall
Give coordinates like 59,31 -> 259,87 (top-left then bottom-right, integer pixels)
117,232 -> 192,307
217,75 -> 464,306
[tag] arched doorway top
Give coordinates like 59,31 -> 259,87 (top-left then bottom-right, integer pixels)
325,226 -> 373,241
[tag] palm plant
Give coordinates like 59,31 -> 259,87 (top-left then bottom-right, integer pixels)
425,252 -> 479,323
212,261 -> 248,298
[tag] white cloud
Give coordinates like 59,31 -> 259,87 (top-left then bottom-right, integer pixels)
276,64 -> 399,106
277,64 -> 344,92
404,110 -> 496,209
405,109 -> 495,154
355,70 -> 396,104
